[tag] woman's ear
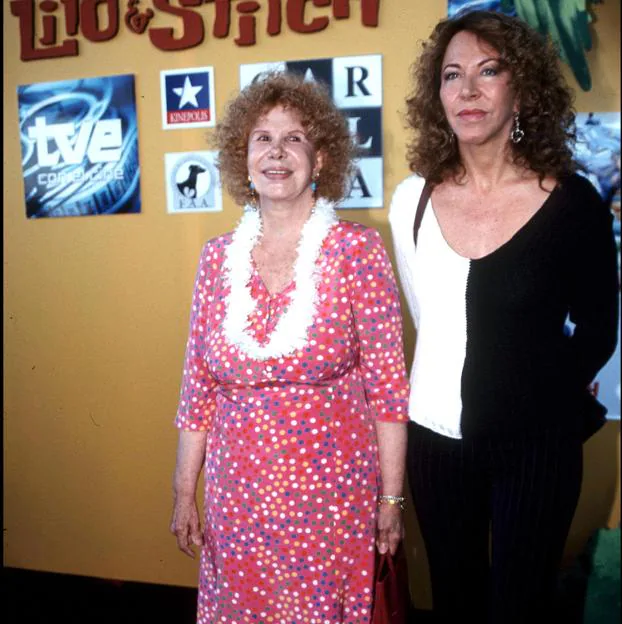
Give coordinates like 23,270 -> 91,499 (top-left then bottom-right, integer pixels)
314,150 -> 325,176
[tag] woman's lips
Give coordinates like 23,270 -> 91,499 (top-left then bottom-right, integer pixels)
263,169 -> 292,179
457,109 -> 487,121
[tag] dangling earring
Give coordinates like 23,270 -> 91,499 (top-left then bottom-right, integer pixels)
510,112 -> 524,144
247,175 -> 258,210
311,172 -> 319,200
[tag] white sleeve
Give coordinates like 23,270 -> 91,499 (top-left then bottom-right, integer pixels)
388,175 -> 425,330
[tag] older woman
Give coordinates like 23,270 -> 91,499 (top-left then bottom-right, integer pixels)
389,10 -> 618,624
170,72 -> 409,624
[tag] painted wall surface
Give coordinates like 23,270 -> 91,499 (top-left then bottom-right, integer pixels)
3,0 -> 620,610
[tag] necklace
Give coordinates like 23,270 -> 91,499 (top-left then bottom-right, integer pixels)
222,198 -> 338,360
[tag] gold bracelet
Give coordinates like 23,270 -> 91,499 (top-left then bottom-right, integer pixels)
378,495 -> 405,511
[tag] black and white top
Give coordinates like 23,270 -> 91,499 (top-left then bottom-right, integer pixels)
389,173 -> 619,440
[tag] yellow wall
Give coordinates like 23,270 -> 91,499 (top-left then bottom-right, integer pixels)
3,0 -> 620,610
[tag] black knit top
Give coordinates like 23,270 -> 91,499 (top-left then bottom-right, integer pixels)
389,173 -> 619,440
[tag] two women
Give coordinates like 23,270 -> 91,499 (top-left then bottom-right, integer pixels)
171,9 -> 618,624
170,73 -> 409,623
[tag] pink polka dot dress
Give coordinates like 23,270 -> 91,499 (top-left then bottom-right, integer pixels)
175,218 -> 409,624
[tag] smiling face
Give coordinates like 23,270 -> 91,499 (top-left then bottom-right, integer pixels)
247,105 -> 322,207
439,30 -> 518,148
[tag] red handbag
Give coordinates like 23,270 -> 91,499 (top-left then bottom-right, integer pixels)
371,544 -> 411,624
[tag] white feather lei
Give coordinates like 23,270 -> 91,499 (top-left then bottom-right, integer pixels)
222,198 -> 338,360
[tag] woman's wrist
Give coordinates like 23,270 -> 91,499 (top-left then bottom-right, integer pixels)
378,494 -> 406,511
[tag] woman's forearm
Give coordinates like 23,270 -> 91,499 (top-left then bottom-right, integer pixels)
375,421 -> 408,496
173,430 -> 208,498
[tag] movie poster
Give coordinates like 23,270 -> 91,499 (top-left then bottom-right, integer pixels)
240,55 -> 383,209
574,112 -> 621,420
447,0 -> 512,17
17,74 -> 141,218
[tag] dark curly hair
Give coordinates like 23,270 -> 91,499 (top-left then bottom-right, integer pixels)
405,10 -> 578,184
213,72 -> 355,206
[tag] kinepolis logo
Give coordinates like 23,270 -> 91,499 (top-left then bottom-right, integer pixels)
17,74 -> 141,218
165,151 -> 222,214
160,66 -> 215,130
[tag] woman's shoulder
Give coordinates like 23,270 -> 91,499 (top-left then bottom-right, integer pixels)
204,230 -> 234,249
197,231 -> 234,263
389,173 -> 427,219
332,218 -> 386,249
393,173 -> 425,198
556,173 -> 609,221
334,217 -> 377,236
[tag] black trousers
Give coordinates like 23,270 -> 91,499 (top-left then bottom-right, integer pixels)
407,421 -> 583,624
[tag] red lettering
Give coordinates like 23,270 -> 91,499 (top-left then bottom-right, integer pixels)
332,0 -> 348,19
125,0 -> 154,34
267,0 -> 281,36
361,0 -> 379,26
235,1 -> 259,46
10,0 -> 78,61
61,0 -> 79,35
39,0 -> 58,45
286,0 -> 329,34
149,0 -> 205,50
81,0 -> 119,42
333,0 -> 379,25
206,0 -> 230,39
168,109 -> 210,123
9,0 -> 380,61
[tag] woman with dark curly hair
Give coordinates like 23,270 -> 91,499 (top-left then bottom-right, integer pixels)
389,10 -> 618,624
170,72 -> 410,623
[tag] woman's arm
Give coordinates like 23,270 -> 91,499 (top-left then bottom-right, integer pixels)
170,430 -> 207,558
567,181 -> 619,388
375,421 -> 408,555
347,227 -> 411,555
171,241 -> 219,557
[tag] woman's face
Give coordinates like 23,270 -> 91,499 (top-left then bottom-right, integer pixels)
247,105 -> 322,205
439,30 -> 517,147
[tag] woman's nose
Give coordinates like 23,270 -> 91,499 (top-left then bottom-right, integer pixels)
460,75 -> 479,99
269,140 -> 285,158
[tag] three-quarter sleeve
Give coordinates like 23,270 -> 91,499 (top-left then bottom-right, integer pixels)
348,228 -> 410,422
567,183 -> 620,389
175,242 -> 219,431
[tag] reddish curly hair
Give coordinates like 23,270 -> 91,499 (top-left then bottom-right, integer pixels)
213,72 -> 355,206
405,10 -> 578,184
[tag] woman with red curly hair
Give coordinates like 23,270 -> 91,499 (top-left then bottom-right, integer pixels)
170,72 -> 410,623
389,10 -> 618,624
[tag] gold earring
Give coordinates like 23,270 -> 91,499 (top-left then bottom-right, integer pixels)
247,175 -> 258,209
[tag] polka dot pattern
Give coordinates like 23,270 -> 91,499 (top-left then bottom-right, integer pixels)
176,220 -> 409,623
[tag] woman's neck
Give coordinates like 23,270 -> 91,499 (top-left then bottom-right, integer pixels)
258,193 -> 315,242
457,141 -> 522,192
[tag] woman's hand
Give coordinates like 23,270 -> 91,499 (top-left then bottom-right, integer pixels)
376,502 -> 404,555
170,430 -> 207,558
374,421 -> 407,555
170,494 -> 204,558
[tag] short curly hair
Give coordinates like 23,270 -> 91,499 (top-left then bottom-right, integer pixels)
405,10 -> 577,184
213,72 -> 355,206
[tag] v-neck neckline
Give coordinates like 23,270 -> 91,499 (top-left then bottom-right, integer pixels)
428,182 -> 561,262
250,257 -> 297,298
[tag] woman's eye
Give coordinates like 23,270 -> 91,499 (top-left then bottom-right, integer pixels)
443,71 -> 459,81
482,66 -> 498,76
287,135 -> 302,142
256,134 -> 270,141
